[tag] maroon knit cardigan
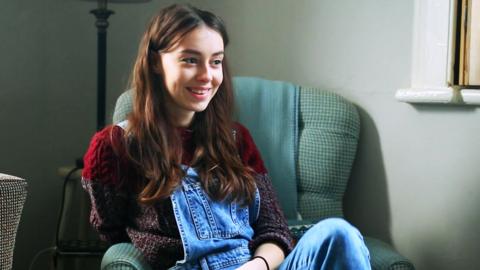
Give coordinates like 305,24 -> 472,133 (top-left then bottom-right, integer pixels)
82,123 -> 294,269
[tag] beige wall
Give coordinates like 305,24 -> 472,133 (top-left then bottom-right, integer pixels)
3,0 -> 479,269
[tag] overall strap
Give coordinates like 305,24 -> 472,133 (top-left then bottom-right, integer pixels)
249,188 -> 260,224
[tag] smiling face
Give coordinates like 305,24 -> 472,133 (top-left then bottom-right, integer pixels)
156,25 -> 225,127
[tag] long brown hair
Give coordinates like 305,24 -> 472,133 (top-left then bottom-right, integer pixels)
122,4 -> 256,205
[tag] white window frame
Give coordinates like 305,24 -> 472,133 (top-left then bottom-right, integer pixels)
395,0 -> 480,105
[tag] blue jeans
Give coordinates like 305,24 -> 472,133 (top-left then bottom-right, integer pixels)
279,218 -> 371,270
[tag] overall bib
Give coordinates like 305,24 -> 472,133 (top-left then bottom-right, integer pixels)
169,166 -> 260,270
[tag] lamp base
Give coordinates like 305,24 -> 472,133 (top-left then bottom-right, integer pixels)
90,8 -> 113,131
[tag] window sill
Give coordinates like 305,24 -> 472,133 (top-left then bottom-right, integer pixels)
395,88 -> 480,105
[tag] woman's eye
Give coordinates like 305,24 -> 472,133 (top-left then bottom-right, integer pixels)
182,58 -> 197,64
212,59 -> 223,65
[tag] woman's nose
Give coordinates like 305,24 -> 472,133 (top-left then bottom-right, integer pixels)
196,63 -> 212,82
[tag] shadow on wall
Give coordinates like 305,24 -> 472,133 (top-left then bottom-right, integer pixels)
415,171 -> 480,270
343,105 -> 392,244
412,210 -> 477,270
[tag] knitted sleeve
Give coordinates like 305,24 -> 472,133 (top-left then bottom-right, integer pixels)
235,123 -> 295,256
81,125 -> 131,244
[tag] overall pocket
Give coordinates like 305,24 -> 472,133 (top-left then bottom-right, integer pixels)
230,201 -> 250,226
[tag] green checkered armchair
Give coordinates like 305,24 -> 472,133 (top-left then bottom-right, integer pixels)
56,77 -> 414,269
109,76 -> 414,270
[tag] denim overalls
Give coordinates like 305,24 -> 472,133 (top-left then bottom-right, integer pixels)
115,120 -> 260,269
168,166 -> 260,270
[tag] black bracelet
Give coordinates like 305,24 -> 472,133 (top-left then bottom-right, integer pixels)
251,256 -> 270,270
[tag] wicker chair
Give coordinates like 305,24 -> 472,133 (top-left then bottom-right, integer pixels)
0,173 -> 27,270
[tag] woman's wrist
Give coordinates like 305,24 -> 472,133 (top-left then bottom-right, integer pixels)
250,256 -> 270,270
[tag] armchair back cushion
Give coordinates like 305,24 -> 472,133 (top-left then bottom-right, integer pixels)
113,77 -> 360,221
297,87 -> 359,220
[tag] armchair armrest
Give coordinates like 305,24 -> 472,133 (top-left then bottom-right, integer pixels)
101,243 -> 152,270
364,237 -> 415,270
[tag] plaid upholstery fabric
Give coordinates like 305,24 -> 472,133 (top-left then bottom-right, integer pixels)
102,243 -> 152,270
297,87 -> 360,219
364,237 -> 415,270
0,173 -> 27,270
390,264 -> 415,270
113,91 -> 133,125
297,88 -> 414,270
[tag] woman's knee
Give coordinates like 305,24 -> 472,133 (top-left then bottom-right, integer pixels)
286,218 -> 370,269
319,218 -> 360,235
303,218 -> 364,248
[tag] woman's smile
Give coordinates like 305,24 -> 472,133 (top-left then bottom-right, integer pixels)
186,86 -> 211,96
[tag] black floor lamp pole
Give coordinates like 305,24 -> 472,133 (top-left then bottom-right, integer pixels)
91,6 -> 114,131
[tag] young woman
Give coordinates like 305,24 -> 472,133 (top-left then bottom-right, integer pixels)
82,4 -> 371,270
